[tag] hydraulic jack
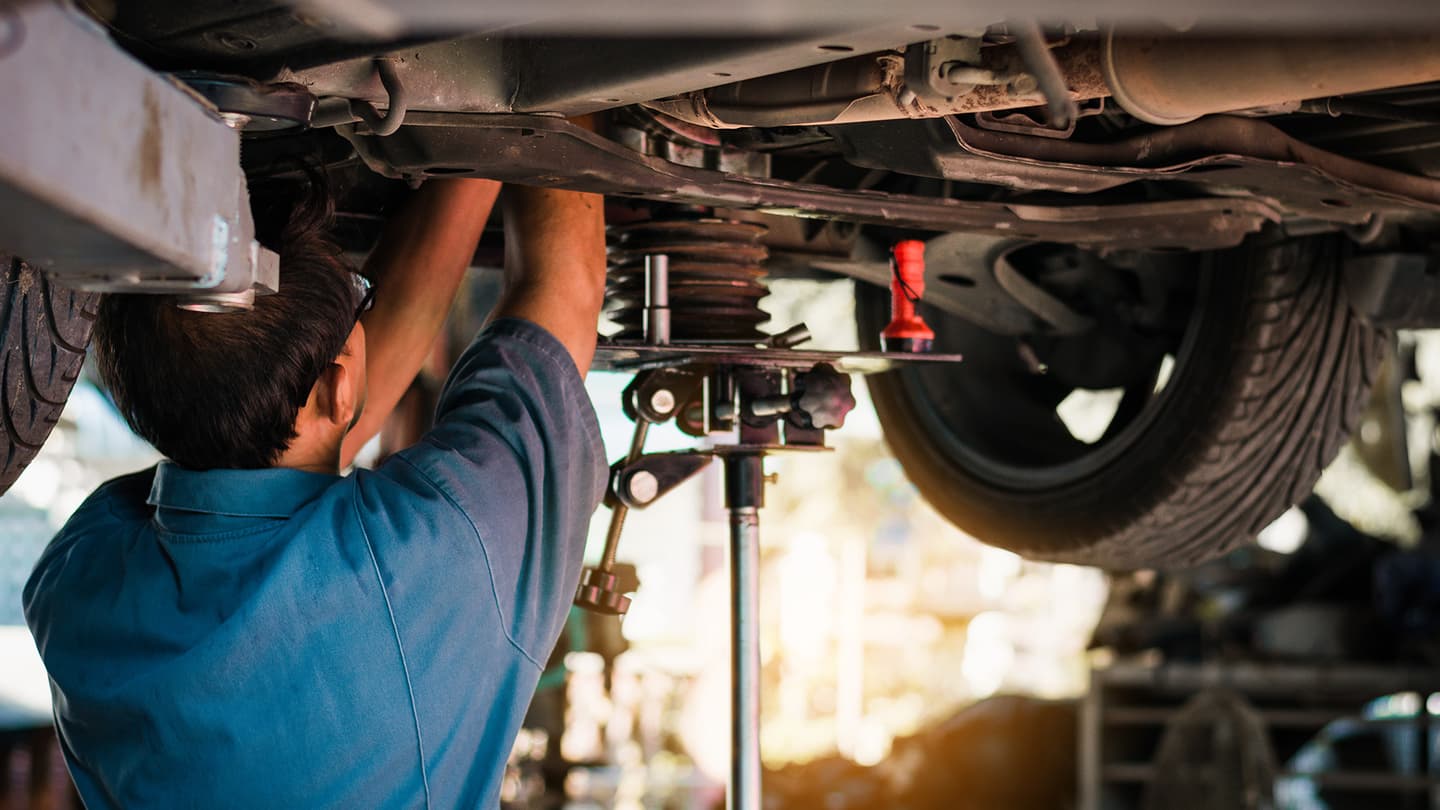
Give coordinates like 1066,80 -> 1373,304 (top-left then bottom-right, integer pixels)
575,237 -> 954,810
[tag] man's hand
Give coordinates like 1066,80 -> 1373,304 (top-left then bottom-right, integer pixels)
493,186 -> 607,374
340,178 -> 500,467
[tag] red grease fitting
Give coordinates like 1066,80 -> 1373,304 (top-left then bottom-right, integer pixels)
881,240 -> 936,353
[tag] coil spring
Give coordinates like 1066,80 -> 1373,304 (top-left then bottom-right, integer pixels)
606,218 -> 769,342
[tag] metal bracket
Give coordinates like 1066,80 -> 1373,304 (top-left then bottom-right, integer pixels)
609,451 -> 713,510
175,72 -> 316,133
593,341 -> 964,375
0,1 -> 277,301
903,36 -> 989,107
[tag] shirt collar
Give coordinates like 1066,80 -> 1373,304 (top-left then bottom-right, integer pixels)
146,461 -> 341,518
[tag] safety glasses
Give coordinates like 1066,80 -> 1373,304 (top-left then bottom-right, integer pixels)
350,272 -> 376,323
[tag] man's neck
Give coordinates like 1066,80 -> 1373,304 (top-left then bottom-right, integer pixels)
279,460 -> 343,475
274,436 -> 344,475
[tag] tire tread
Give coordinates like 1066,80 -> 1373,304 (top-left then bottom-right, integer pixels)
1,256 -> 100,493
1079,237 -> 1384,567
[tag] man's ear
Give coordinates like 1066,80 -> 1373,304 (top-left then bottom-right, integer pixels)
309,362 -> 345,427
327,324 -> 366,428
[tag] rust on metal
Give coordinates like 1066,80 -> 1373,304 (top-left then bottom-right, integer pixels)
607,219 -> 772,341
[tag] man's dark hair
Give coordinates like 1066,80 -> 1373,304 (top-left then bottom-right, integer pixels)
95,180 -> 358,470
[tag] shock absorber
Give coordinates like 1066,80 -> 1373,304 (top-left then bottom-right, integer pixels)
606,217 -> 770,342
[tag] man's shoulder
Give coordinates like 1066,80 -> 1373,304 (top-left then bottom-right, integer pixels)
81,466 -> 159,518
351,459 -> 480,537
46,465 -> 157,544
23,466 -> 156,631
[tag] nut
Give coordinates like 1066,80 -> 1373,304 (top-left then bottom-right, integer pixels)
1009,74 -> 1039,95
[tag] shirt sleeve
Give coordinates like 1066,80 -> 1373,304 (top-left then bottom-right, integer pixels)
378,318 -> 607,661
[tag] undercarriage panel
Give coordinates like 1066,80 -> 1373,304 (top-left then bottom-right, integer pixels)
342,113 -> 1281,250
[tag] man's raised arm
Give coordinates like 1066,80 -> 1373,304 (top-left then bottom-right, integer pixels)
340,178 -> 500,467
492,186 -> 607,374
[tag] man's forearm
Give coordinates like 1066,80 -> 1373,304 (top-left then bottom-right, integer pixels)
341,178 -> 500,466
495,186 -> 607,374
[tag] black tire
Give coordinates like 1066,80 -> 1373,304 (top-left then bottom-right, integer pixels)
857,234 -> 1387,569
1,256 -> 100,495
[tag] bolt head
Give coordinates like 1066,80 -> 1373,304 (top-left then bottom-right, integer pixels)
219,111 -> 253,130
649,388 -> 676,416
626,470 -> 660,505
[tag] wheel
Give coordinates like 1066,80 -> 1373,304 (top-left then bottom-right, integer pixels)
856,233 -> 1387,568
1,256 -> 100,495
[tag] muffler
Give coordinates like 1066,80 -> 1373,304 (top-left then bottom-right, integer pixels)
1101,31 -> 1440,125
647,31 -> 1440,129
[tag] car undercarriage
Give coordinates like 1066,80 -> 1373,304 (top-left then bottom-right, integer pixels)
6,0 -> 1440,569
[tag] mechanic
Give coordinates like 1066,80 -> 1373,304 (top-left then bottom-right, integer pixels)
22,177 -> 608,808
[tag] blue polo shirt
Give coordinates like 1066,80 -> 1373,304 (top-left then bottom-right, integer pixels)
22,318 -> 607,809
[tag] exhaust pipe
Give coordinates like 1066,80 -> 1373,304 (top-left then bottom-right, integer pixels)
1102,31 -> 1440,125
645,38 -> 1108,129
647,31 -> 1440,129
